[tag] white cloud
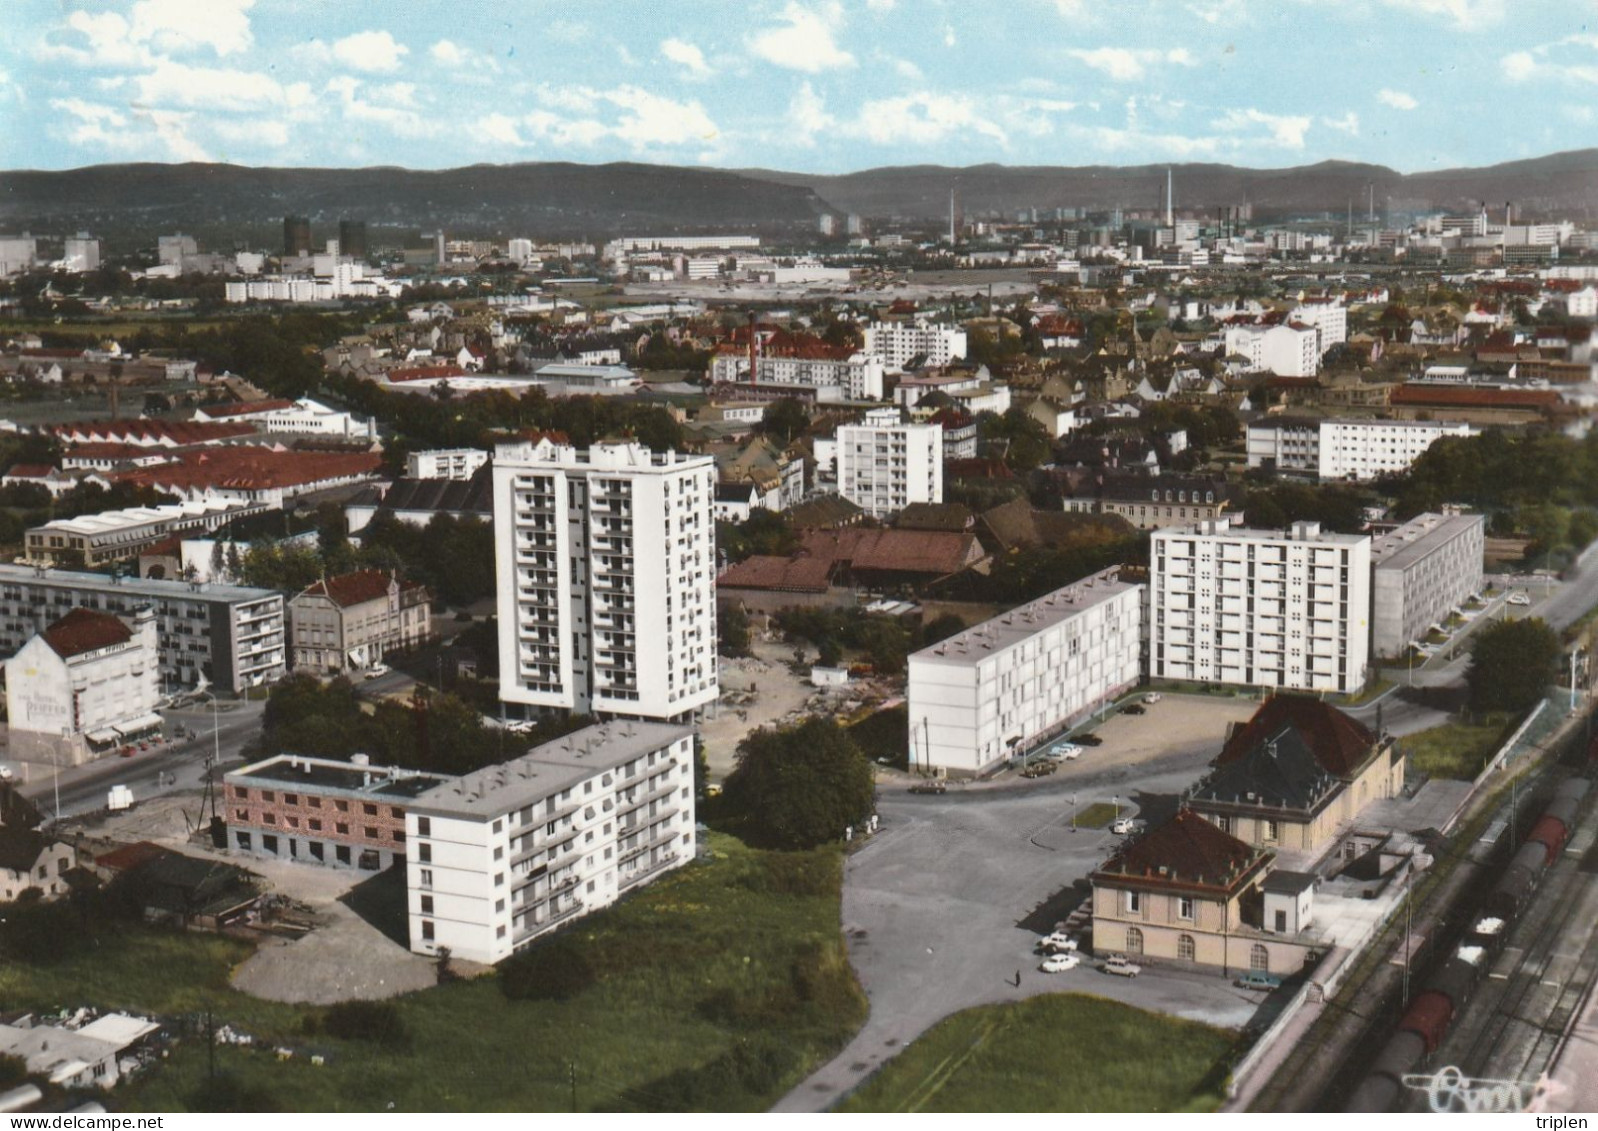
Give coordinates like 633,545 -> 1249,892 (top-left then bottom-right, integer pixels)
873,51 -> 923,81
300,30 -> 410,73
325,76 -> 434,137
42,11 -> 154,68
472,112 -> 525,146
129,0 -> 255,56
1500,36 -> 1598,85
1322,111 -> 1361,135
1213,108 -> 1313,148
604,86 -> 720,148
51,96 -> 210,162
430,40 -> 467,66
867,0 -> 896,9
1378,0 -> 1505,31
1053,0 -> 1089,15
845,91 -> 1006,146
943,24 -> 957,47
131,59 -> 311,112
1377,88 -> 1419,109
1068,46 -> 1196,81
489,85 -> 721,152
787,82 -> 834,146
750,2 -> 855,73
661,38 -> 712,77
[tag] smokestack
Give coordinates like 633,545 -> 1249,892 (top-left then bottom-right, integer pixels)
1165,168 -> 1173,227
949,188 -> 957,244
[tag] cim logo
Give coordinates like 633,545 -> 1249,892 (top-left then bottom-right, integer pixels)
1402,1067 -> 1541,1113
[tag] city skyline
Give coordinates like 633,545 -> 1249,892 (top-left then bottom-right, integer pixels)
1,0 -> 1594,175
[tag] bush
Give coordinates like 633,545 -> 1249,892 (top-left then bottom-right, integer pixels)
736,851 -> 839,897
610,1037 -> 798,1112
321,1000 -> 410,1050
499,937 -> 597,1001
188,1072 -> 282,1112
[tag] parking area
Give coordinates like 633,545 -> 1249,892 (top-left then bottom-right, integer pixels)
775,693 -> 1269,1113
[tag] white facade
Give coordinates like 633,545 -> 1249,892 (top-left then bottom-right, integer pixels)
406,722 -> 695,964
494,439 -> 718,721
406,448 -> 490,480
1246,419 -> 1320,473
1291,299 -> 1347,356
1370,512 -> 1485,660
1225,323 -> 1319,376
835,410 -> 943,519
0,235 -> 37,276
1316,418 -> 1474,481
907,568 -> 1142,775
1149,519 -> 1372,695
710,351 -> 885,400
63,235 -> 101,273
861,322 -> 969,372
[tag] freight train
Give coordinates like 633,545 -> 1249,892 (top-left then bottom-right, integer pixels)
1343,775 -> 1590,1112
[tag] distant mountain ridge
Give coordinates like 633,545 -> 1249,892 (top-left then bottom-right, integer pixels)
0,150 -> 1592,239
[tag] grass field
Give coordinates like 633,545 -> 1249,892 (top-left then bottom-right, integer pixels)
3,833 -> 864,1112
1071,802 -> 1119,829
1401,717 -> 1512,779
838,994 -> 1234,1113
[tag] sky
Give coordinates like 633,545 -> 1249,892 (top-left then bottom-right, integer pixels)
0,0 -> 1594,175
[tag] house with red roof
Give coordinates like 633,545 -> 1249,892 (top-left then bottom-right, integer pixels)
5,606 -> 161,769
1187,695 -> 1404,855
288,569 -> 432,673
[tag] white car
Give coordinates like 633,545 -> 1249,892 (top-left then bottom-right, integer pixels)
1144,692 -> 1163,704
1049,742 -> 1082,760
1037,931 -> 1078,953
364,663 -> 392,680
1110,817 -> 1147,835
1507,593 -> 1531,607
1100,954 -> 1142,977
1040,952 -> 1081,974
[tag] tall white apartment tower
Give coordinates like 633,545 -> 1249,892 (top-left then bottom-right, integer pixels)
1148,518 -> 1372,695
836,408 -> 943,519
494,437 -> 719,722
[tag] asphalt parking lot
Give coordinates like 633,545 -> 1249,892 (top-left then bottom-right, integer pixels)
775,694 -> 1269,1113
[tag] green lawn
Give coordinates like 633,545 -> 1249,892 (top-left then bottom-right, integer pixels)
4,833 -> 864,1112
1071,802 -> 1119,829
1401,718 -> 1512,779
839,995 -> 1234,1113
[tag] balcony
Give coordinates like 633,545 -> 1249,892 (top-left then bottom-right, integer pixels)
513,898 -> 586,945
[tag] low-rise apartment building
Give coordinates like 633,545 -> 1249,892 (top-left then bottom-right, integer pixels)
25,499 -> 268,568
406,448 -> 490,480
1369,511 -> 1485,660
289,569 -> 432,672
1148,519 -> 1372,695
0,564 -> 286,694
907,567 -> 1141,775
406,721 -> 695,964
1247,417 -> 1475,480
1062,473 -> 1240,531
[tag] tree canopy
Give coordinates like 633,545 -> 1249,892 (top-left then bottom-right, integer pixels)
721,718 -> 875,850
1466,617 -> 1560,716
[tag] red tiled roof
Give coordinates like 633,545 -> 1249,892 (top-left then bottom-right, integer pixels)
717,554 -> 834,592
1093,809 -> 1264,894
299,568 -> 425,608
1215,695 -> 1376,778
387,365 -> 468,383
19,348 -> 83,359
807,528 -> 983,577
43,607 -> 132,658
200,399 -> 294,418
1390,385 -> 1560,410
116,447 -> 381,493
63,442 -> 162,460
95,840 -> 168,873
48,419 -> 256,446
4,464 -> 54,479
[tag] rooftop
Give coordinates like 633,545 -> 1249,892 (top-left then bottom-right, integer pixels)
0,562 -> 281,605
1370,511 -> 1485,570
42,607 -> 133,658
912,567 -> 1133,667
1093,809 -> 1269,896
231,754 -> 449,800
296,569 -> 426,609
1215,695 -> 1378,780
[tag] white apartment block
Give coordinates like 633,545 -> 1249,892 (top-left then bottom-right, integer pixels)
1317,418 -> 1474,481
1248,418 -> 1472,480
835,409 -> 943,519
709,351 -> 886,401
907,568 -> 1142,775
406,448 -> 490,480
1149,519 -> 1372,695
406,721 -> 695,964
1370,512 -> 1485,660
861,322 -> 969,372
494,438 -> 718,722
1224,323 -> 1319,377
1290,299 -> 1347,356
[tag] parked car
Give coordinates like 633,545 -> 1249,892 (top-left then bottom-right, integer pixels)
908,780 -> 947,795
1144,692 -> 1163,704
1122,704 -> 1147,716
1507,592 -> 1531,607
1040,952 -> 1081,974
1100,954 -> 1141,977
364,663 -> 392,680
1074,733 -> 1104,747
1110,817 -> 1147,835
1235,971 -> 1283,991
1021,762 -> 1057,779
1037,931 -> 1078,953
1049,742 -> 1082,760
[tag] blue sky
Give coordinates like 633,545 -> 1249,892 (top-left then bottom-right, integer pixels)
1,0 -> 1593,174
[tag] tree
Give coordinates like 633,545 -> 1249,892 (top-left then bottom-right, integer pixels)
722,718 -> 875,849
719,600 -> 751,657
760,398 -> 810,444
1466,618 -> 1560,715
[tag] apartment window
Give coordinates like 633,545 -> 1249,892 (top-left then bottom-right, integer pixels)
421,920 -> 435,942
336,822 -> 349,835
1124,890 -> 1142,914
364,826 -> 378,839
419,868 -> 433,888
1125,927 -> 1144,955
363,803 -> 378,816
418,843 -> 431,863
1178,896 -> 1194,921
495,873 -> 505,887
1216,815 -> 1232,835
417,816 -> 431,836
1250,944 -> 1269,972
420,895 -> 434,914
284,793 -> 298,805
494,846 -> 504,861
1264,819 -> 1280,843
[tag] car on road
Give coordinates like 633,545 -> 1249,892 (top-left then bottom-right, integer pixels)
1048,741 -> 1082,760
908,780 -> 947,795
1110,817 -> 1147,835
1037,931 -> 1078,953
1040,952 -> 1081,973
364,663 -> 392,680
1121,704 -> 1147,716
1144,692 -> 1163,704
1100,954 -> 1141,977
1074,733 -> 1104,747
1235,971 -> 1283,991
1020,762 -> 1057,778
1507,592 -> 1531,607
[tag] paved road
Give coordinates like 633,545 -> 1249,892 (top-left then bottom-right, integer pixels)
18,699 -> 264,821
1533,539 -> 1598,633
773,717 -> 1272,1114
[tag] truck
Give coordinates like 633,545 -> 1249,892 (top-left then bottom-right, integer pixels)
107,784 -> 135,812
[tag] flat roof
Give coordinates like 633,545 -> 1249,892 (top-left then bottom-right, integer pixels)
231,754 -> 449,799
1370,511 -> 1484,570
1153,521 -> 1370,548
0,563 -> 281,604
411,720 -> 693,818
910,567 -> 1135,668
